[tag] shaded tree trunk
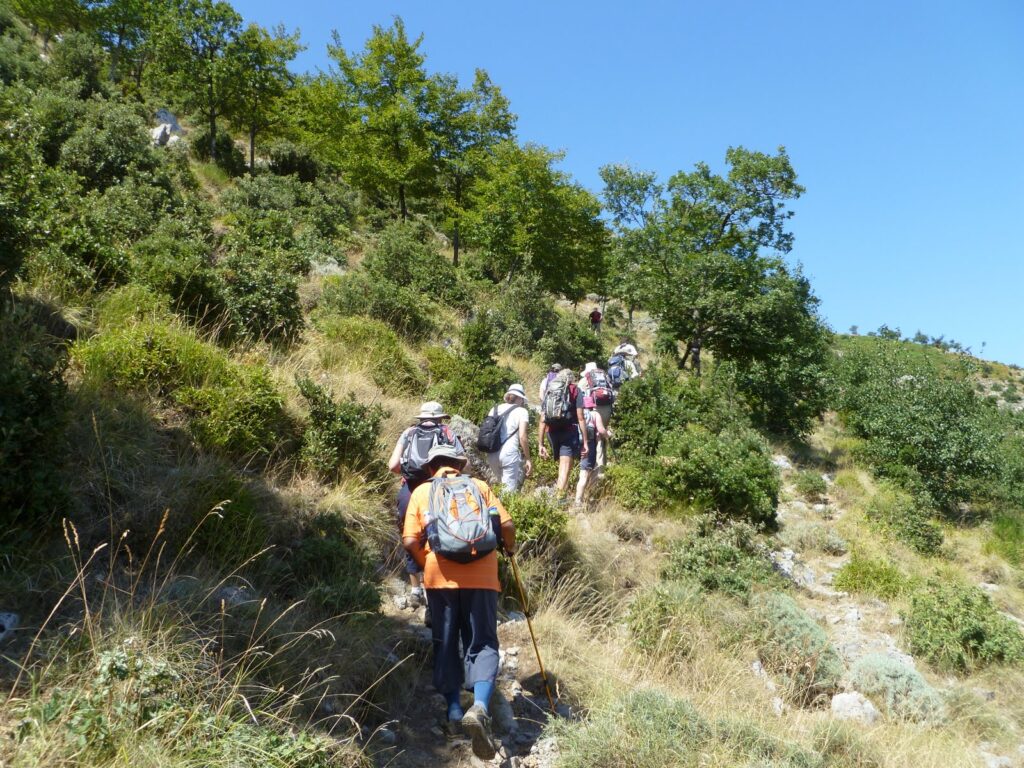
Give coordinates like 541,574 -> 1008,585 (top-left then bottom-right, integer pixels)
398,183 -> 408,220
249,125 -> 256,175
452,221 -> 460,267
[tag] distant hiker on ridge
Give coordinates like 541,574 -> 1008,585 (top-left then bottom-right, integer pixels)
589,306 -> 602,334
388,401 -> 465,614
402,444 -> 516,761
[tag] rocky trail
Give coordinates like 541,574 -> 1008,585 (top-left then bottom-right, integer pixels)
367,578 -> 565,768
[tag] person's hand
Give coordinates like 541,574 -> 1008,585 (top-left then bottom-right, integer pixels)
581,443 -> 589,457
539,444 -> 549,460
523,459 -> 533,477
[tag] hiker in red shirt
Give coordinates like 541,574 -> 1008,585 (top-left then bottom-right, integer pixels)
589,306 -> 602,334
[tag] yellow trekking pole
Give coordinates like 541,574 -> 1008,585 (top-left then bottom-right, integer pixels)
507,553 -> 557,714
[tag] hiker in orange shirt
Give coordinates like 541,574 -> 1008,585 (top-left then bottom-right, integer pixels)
403,443 -> 516,760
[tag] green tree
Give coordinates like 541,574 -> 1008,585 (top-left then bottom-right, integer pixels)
227,23 -> 302,173
87,0 -> 156,84
151,0 -> 241,162
328,16 -> 432,218
429,68 -> 515,265
12,0 -> 84,47
465,140 -> 607,297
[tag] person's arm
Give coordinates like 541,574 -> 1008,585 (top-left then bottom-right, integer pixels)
577,406 -> 589,456
518,412 -> 532,477
388,429 -> 408,475
501,520 -> 516,555
401,487 -> 427,567
402,535 -> 427,569
538,415 -> 549,460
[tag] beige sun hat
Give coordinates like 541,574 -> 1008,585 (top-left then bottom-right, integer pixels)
416,401 -> 449,420
426,443 -> 468,467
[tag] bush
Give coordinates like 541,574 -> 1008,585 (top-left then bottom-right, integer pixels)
320,271 -> 435,342
498,492 -> 569,550
315,314 -> 424,396
657,425 -> 779,527
832,554 -> 910,599
266,138 -> 322,181
848,653 -> 944,722
297,377 -> 387,480
487,272 -> 558,356
286,512 -> 380,614
59,98 -> 156,192
663,519 -> 782,599
533,312 -> 604,371
604,462 -> 663,513
190,125 -> 246,176
864,482 -> 943,555
752,592 -> 843,705
627,580 -> 703,655
219,248 -> 303,342
0,300 -> 68,535
131,222 -> 225,322
49,31 -> 107,98
792,470 -> 827,502
424,346 -> 514,423
904,580 -> 1024,672
362,220 -> 469,309
779,521 -> 847,556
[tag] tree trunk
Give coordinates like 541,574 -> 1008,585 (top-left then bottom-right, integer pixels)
209,111 -> 217,162
453,221 -> 460,267
691,337 -> 702,377
452,176 -> 462,266
398,184 -> 408,220
249,125 -> 256,175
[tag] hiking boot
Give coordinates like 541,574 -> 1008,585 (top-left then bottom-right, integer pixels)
460,703 -> 497,760
441,717 -> 463,741
408,587 -> 424,608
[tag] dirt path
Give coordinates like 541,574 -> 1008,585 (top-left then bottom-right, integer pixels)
367,578 -> 560,768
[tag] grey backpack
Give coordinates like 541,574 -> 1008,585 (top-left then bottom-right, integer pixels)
424,475 -> 498,563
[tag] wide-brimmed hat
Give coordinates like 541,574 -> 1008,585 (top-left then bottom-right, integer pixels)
416,401 -> 449,420
583,361 -> 598,373
549,363 -> 563,373
506,383 -> 528,403
426,443 -> 468,467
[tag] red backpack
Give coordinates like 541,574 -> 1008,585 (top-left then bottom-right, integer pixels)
583,369 -> 614,406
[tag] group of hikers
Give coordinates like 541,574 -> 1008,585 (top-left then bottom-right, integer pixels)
384,339 -> 642,759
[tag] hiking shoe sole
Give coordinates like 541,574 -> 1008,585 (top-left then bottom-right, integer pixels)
460,704 -> 497,760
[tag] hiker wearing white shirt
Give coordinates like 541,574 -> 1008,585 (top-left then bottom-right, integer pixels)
484,384 -> 532,493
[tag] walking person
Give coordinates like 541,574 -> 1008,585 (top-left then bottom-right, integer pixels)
538,369 -> 588,503
483,384 -> 532,493
575,395 -> 610,506
589,306 -> 603,334
580,361 -> 615,467
387,401 -> 465,610
402,444 -> 516,760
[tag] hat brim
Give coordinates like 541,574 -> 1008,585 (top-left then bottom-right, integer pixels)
416,412 -> 450,420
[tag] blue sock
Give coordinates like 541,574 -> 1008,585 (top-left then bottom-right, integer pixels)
473,680 -> 494,714
446,691 -> 464,721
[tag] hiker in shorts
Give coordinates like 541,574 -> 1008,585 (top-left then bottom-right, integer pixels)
538,362 -> 562,403
581,361 -> 615,467
387,401 -> 465,609
484,383 -> 532,493
402,444 -> 516,760
575,395 -> 610,506
589,306 -> 602,334
538,369 -> 589,501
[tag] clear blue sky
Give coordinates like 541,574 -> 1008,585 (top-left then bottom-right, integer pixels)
233,0 -> 1024,366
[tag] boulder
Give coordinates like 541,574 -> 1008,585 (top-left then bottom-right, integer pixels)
772,455 -> 793,470
151,123 -> 171,146
448,415 -> 498,484
154,108 -> 181,133
830,692 -> 880,725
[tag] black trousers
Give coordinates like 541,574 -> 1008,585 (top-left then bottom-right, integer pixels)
426,588 -> 500,695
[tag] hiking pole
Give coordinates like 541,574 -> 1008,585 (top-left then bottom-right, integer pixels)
507,553 -> 557,714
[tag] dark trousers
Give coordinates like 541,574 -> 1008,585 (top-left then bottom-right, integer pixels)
426,588 -> 499,695
397,481 -> 420,575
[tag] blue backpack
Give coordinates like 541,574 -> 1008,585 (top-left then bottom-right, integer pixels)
607,355 -> 629,389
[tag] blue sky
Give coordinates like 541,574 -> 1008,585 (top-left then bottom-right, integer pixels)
233,0 -> 1024,366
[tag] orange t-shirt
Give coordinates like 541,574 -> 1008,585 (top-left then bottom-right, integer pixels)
403,467 -> 511,591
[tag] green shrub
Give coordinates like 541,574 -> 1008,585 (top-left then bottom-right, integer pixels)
94,285 -> 170,327
315,314 -> 424,396
832,554 -> 910,599
604,462 -> 663,513
848,653 -> 944,722
498,492 -> 569,550
59,99 -> 156,192
219,246 -> 303,342
176,366 -> 290,460
50,30 -> 107,98
533,311 -> 604,371
0,300 -> 68,536
460,314 -> 498,365
286,512 -> 380,614
657,425 -> 780,527
663,518 -> 782,599
779,521 -> 847,556
904,580 -> 1024,672
190,125 -> 246,176
424,345 -> 514,423
362,220 -> 469,309
131,222 -> 225,322
864,482 -> 943,555
320,271 -> 435,342
792,470 -> 827,502
554,689 -> 710,768
752,592 -> 843,705
297,378 -> 387,480
188,474 -> 271,565
266,138 -> 323,181
812,722 -> 884,768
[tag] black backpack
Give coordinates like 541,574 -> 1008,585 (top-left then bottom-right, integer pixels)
400,424 -> 459,483
476,405 -> 514,454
